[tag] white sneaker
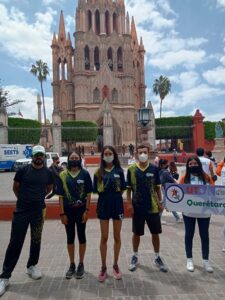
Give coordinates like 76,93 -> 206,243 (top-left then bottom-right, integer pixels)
222,245 -> 225,252
26,265 -> 42,280
203,260 -> 213,273
161,220 -> 167,225
186,259 -> 194,272
176,218 -> 183,223
0,279 -> 9,297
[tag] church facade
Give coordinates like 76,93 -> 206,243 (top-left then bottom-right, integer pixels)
51,0 -> 146,148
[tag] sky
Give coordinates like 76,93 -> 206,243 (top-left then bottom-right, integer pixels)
0,0 -> 225,122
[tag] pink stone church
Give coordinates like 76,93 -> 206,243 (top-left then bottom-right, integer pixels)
51,0 -> 146,148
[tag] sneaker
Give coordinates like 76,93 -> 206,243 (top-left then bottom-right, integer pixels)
66,263 -> 76,279
154,256 -> 168,273
0,279 -> 9,297
176,218 -> 183,223
129,255 -> 138,271
26,265 -> 42,280
113,264 -> 122,280
222,245 -> 225,252
161,220 -> 167,225
76,263 -> 84,279
98,266 -> 107,282
203,260 -> 213,273
186,259 -> 194,272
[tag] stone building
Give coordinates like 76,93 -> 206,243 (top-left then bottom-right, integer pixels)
51,0 -> 146,149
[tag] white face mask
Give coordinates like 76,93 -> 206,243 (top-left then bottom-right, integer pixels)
103,155 -> 114,163
138,153 -> 148,163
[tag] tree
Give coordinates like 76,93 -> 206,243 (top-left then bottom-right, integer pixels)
30,60 -> 49,128
0,80 -> 24,115
153,75 -> 171,118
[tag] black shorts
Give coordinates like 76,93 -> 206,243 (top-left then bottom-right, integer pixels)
132,212 -> 162,236
97,193 -> 124,220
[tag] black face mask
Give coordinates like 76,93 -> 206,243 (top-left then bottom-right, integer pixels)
188,166 -> 201,174
68,159 -> 81,169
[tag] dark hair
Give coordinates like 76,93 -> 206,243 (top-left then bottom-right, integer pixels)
205,150 -> 212,158
52,155 -> 59,161
196,147 -> 204,156
158,159 -> 168,169
67,151 -> 82,170
184,155 -> 206,184
98,145 -> 121,179
137,144 -> 150,152
169,161 -> 177,172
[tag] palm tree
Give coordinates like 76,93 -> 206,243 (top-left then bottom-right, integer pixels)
153,75 -> 171,118
30,60 -> 49,127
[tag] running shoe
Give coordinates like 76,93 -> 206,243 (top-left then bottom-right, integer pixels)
154,256 -> 168,272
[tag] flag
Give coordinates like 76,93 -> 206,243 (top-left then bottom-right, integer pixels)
18,109 -> 23,118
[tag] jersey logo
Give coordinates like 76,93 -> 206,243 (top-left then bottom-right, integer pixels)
77,180 -> 84,184
146,173 -> 153,177
114,174 -> 120,178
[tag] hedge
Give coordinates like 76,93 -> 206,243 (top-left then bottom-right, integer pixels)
204,121 -> 225,140
62,121 -> 98,142
8,118 -> 41,144
155,116 -> 193,139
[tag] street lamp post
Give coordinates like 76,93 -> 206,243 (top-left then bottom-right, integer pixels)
136,106 -> 151,149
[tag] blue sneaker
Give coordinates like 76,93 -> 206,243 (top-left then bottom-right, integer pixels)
154,256 -> 168,273
129,255 -> 138,271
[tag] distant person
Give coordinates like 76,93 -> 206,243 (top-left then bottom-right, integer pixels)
78,145 -> 81,154
46,155 -> 63,199
173,149 -> 178,162
169,161 -> 179,181
179,156 -> 214,273
154,156 -> 159,167
122,144 -> 126,156
196,148 -> 217,182
181,149 -> 187,163
0,145 -> 53,297
205,151 -> 216,167
128,144 -> 134,157
158,159 -> 182,223
90,146 -> 95,156
93,146 -> 126,282
127,144 -> 168,273
58,151 -> 92,280
81,145 -> 85,156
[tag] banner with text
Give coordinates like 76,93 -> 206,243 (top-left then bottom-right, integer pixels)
165,183 -> 225,215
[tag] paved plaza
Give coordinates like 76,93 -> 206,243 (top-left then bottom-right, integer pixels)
1,215 -> 225,300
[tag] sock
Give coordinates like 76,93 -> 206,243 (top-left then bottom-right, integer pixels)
155,252 -> 159,259
133,252 -> 138,257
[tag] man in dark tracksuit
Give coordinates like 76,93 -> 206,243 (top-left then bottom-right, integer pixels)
0,145 -> 53,297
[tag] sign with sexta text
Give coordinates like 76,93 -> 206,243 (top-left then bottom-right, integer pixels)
165,183 -> 225,215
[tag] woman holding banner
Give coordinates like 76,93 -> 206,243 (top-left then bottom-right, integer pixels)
179,156 -> 214,273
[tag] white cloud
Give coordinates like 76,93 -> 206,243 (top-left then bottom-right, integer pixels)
42,0 -> 65,6
203,66 -> 225,85
216,0 -> 225,8
0,4 -> 56,66
170,71 -> 200,90
149,49 -> 206,70
5,85 -> 53,121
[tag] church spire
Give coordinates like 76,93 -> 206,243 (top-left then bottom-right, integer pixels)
131,16 -> 138,44
58,10 -> 66,41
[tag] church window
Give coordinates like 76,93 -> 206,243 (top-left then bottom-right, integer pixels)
94,47 -> 100,71
93,88 -> 100,103
112,88 -> 118,103
87,10 -> 92,31
95,10 -> 100,35
58,58 -> 62,80
64,59 -> 68,80
105,11 -> 110,35
107,48 -> 113,71
84,45 -> 90,70
117,47 -> 123,72
113,13 -> 117,33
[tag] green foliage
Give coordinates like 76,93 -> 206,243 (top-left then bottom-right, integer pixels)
62,121 -> 98,142
8,118 -> 41,144
155,116 -> 193,139
204,121 -> 225,139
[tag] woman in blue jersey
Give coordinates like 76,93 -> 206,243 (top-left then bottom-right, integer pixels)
93,146 -> 126,282
57,151 -> 92,280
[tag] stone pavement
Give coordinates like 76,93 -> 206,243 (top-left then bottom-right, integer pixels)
1,215 -> 225,300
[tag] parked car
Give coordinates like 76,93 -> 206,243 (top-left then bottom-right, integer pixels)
13,158 -> 32,172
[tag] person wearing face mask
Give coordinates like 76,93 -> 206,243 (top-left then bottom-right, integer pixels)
0,145 -> 54,297
46,155 -> 63,199
179,156 -> 214,273
93,146 -> 126,282
158,159 -> 182,223
127,145 -> 168,273
57,151 -> 92,280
